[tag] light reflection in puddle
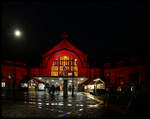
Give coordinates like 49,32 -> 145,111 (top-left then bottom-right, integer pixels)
29,101 -> 36,104
38,106 -> 42,109
38,102 -> 42,105
37,99 -> 42,101
29,99 -> 36,101
29,96 -> 36,98
67,104 -> 72,106
58,110 -> 63,112
57,112 -> 67,117
76,104 -> 84,107
51,103 -> 57,105
79,108 -> 83,111
87,104 -> 99,108
30,106 -> 36,108
76,104 -> 79,106
58,102 -> 64,106
67,112 -> 71,114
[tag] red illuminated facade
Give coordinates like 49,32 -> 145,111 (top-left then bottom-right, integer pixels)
1,60 -> 27,84
30,39 -> 89,78
104,63 -> 148,88
1,33 -> 148,90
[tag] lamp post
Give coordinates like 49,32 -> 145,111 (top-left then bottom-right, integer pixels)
12,29 -> 22,96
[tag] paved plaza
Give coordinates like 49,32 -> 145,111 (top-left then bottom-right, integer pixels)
1,90 -> 125,118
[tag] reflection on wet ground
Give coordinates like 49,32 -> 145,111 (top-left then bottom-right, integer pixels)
27,91 -> 105,117
2,90 -> 107,117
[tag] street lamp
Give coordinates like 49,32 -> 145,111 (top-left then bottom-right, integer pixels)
14,30 -> 22,37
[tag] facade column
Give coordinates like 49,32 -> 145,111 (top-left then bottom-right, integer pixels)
63,80 -> 68,98
72,79 -> 74,96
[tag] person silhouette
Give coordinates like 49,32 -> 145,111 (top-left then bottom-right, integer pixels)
56,85 -> 60,94
51,85 -> 55,95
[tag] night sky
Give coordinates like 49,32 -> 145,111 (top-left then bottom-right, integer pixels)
2,1 -> 148,66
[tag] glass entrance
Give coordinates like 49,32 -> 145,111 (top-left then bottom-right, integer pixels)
45,78 -> 78,97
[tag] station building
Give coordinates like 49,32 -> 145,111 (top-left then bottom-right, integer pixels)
1,32 -> 148,95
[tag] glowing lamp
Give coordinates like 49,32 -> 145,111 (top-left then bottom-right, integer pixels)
14,30 -> 21,37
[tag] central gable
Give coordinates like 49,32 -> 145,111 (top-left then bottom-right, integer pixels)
43,39 -> 87,59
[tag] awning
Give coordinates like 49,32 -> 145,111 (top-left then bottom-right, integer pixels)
96,80 -> 104,84
35,79 -> 45,84
94,78 -> 105,83
81,79 -> 90,85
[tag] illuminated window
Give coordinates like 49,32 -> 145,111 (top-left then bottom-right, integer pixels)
51,58 -> 58,76
74,72 -> 78,77
71,66 -> 78,71
1,82 -> 5,87
51,56 -> 78,76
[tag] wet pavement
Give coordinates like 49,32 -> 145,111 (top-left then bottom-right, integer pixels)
1,90 -> 125,118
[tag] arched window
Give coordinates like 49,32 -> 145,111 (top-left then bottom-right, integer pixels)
51,58 -> 58,76
51,56 -> 78,77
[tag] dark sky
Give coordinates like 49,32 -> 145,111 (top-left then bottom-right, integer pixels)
2,1 -> 148,65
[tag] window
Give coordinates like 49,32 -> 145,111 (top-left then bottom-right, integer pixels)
51,56 -> 78,76
1,82 -> 5,87
51,58 -> 58,76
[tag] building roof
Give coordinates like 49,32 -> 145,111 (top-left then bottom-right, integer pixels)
42,39 -> 87,58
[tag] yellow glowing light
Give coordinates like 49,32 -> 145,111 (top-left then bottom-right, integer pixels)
117,87 -> 122,92
87,104 -> 99,108
1,82 -> 5,87
38,77 -> 42,80
14,30 -> 21,37
59,78 -> 62,80
88,85 -> 94,89
84,86 -> 87,89
80,78 -> 84,80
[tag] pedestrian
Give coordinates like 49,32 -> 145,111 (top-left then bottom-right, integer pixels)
51,85 -> 55,95
48,85 -> 52,94
56,85 -> 60,94
45,83 -> 49,92
69,85 -> 72,92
